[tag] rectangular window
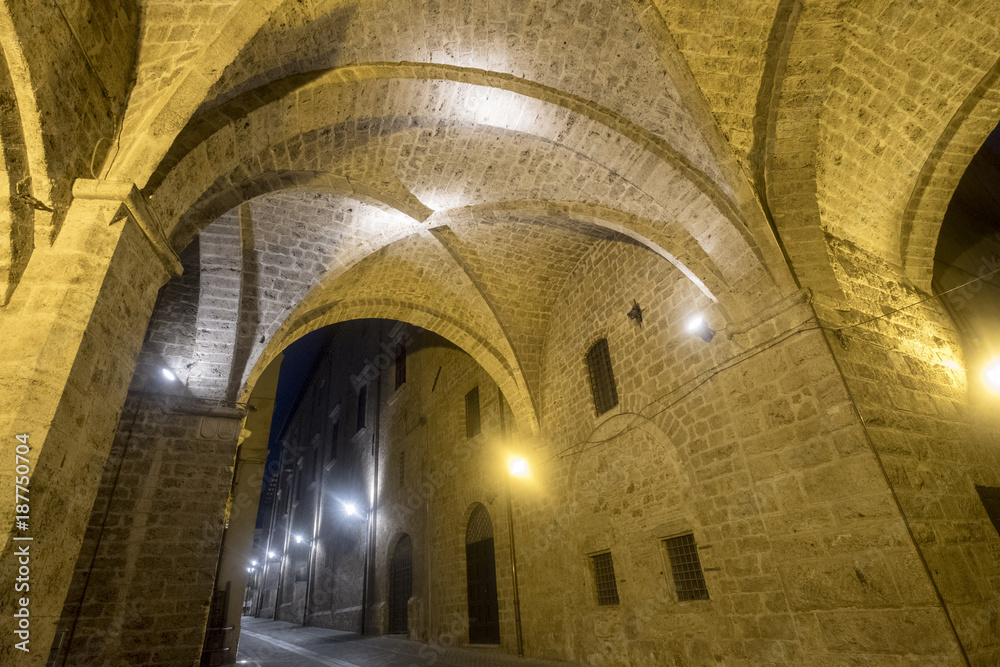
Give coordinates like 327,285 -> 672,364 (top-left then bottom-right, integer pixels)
586,338 -> 618,415
395,343 -> 406,389
664,534 -> 710,601
326,418 -> 339,464
591,552 -> 620,606
465,387 -> 481,438
356,386 -> 367,432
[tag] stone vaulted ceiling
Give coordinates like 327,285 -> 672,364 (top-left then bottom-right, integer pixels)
6,0 -> 995,430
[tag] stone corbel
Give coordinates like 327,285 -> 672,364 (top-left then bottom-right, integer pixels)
71,179 -> 183,277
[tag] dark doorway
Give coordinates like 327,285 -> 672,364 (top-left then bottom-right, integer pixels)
465,504 -> 501,644
388,534 -> 411,635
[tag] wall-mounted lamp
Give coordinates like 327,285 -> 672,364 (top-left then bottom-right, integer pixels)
509,456 -> 529,478
161,368 -> 177,382
267,551 -> 277,559
686,315 -> 715,342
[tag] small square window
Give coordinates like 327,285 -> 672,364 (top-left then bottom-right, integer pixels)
465,387 -> 481,438
664,534 -> 710,601
591,552 -> 620,606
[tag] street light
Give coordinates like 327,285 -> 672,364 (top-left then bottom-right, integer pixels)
985,359 -> 1000,393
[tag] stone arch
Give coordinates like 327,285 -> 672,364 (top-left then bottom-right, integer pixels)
247,298 -> 539,435
767,2 -> 1000,298
430,200 -> 730,315
105,0 -> 286,186
900,57 -> 1000,290
147,66 -> 782,315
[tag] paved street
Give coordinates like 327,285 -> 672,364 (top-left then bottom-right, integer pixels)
236,616 -> 581,667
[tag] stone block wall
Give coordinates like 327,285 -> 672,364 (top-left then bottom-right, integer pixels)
819,239 -> 1000,666
251,233 -> 987,665
50,392 -> 242,667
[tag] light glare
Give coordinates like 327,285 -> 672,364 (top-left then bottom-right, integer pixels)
161,368 -> 177,382
509,456 -> 529,478
985,359 -> 1000,393
686,315 -> 704,333
344,503 -> 357,516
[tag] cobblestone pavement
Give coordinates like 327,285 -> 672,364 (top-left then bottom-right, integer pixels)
237,616 -> 583,667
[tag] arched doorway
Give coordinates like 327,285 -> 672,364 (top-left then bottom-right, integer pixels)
388,534 -> 412,635
466,504 -> 501,644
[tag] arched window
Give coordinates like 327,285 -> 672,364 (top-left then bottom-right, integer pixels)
586,338 -> 618,415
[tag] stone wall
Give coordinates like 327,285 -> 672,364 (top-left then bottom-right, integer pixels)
254,233 -> 984,665
50,393 -> 243,667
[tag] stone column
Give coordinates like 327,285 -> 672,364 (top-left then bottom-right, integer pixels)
0,180 -> 179,665
209,357 -> 280,664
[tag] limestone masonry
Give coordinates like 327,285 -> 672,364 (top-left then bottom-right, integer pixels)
0,1 -> 999,666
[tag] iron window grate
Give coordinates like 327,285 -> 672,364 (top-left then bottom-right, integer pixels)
465,387 -> 481,438
664,534 -> 710,601
591,552 -> 620,606
586,339 -> 619,415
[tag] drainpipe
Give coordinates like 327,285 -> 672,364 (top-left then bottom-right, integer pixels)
362,333 -> 384,634
500,387 -> 524,657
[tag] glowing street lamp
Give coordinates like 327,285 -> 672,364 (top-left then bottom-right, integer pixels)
985,359 -> 1000,393
686,314 -> 715,342
509,456 -> 529,478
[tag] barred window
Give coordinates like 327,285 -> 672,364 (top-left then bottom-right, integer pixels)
356,386 -> 367,432
591,552 -> 620,606
586,338 -> 618,415
395,343 -> 406,389
465,387 -> 481,438
664,534 -> 710,601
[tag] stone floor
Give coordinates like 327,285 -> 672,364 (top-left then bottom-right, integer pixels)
236,616 -> 581,666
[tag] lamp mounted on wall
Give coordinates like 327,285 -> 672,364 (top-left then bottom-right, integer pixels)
686,314 -> 715,342
984,359 -> 1000,393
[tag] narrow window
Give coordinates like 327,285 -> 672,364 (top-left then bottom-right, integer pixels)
399,451 -> 405,489
664,534 -> 710,601
591,552 -> 620,606
395,343 -> 407,389
976,486 -> 1000,536
586,338 -> 618,415
356,386 -> 367,432
326,418 -> 339,464
465,387 -> 481,438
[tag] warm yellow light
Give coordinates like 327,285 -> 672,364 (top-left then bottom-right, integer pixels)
509,456 -> 529,478
984,359 -> 1000,393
